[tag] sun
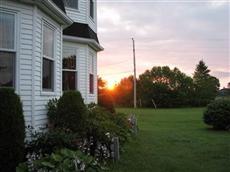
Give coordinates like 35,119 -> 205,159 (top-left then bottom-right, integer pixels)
106,81 -> 116,90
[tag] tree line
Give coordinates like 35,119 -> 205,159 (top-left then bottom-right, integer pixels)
98,60 -> 220,108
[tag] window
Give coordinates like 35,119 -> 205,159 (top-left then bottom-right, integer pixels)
89,54 -> 94,94
89,74 -> 94,94
64,0 -> 78,10
42,23 -> 55,91
62,48 -> 77,91
90,0 -> 94,19
0,12 -> 16,88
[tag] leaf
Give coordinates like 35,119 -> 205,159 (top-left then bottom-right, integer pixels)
16,163 -> 29,172
41,161 -> 55,168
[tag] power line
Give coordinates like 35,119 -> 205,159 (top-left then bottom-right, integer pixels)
99,70 -> 133,76
99,59 -> 131,68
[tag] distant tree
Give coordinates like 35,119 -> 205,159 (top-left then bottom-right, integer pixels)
193,60 -> 220,106
113,76 -> 134,107
227,82 -> 230,89
138,66 -> 194,108
97,77 -> 115,113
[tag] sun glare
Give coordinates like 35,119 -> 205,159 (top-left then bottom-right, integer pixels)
106,81 -> 116,90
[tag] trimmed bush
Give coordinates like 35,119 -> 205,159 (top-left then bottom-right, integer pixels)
203,99 -> 230,130
56,91 -> 87,133
0,88 -> 25,172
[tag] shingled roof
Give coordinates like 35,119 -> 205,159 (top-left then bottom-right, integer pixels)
51,0 -> 66,13
63,22 -> 99,43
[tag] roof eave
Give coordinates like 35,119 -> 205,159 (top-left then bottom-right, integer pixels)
20,0 -> 73,26
63,35 -> 104,52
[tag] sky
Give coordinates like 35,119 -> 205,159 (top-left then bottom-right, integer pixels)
97,0 -> 230,88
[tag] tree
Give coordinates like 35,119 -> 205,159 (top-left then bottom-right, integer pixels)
97,77 -> 115,113
193,60 -> 220,106
113,76 -> 134,107
138,66 -> 194,108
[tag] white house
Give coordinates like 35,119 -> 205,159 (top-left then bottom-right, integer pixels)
0,0 -> 103,129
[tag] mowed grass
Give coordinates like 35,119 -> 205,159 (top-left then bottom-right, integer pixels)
109,108 -> 230,172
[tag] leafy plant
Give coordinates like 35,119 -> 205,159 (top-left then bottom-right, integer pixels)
25,127 -> 79,157
203,99 -> 230,130
17,149 -> 102,172
0,88 -> 25,172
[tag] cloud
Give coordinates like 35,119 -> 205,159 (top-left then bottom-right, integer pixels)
97,0 -> 229,87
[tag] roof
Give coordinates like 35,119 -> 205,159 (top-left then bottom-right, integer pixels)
63,22 -> 99,43
51,0 -> 66,13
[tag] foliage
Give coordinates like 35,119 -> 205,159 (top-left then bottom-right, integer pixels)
17,148 -> 101,172
84,105 -> 131,162
105,60 -> 220,108
203,99 -> 230,130
193,60 -> 220,106
137,66 -> 194,108
0,88 -> 25,172
98,77 -> 115,113
47,98 -> 58,126
112,76 -> 134,107
55,91 -> 87,133
98,92 -> 115,113
25,127 -> 79,157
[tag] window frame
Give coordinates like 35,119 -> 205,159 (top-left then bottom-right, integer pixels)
62,47 -> 78,91
89,53 -> 94,94
64,0 -> 79,11
0,10 -> 18,89
89,0 -> 94,20
41,20 -> 56,93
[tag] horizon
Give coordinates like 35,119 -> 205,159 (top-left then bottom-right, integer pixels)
97,0 -> 229,88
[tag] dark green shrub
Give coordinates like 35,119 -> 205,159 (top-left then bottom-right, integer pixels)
98,92 -> 115,113
0,88 -> 25,172
47,98 -> 58,127
56,91 -> 87,133
203,99 -> 230,130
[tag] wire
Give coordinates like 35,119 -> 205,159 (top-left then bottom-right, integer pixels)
99,59 -> 131,67
99,70 -> 133,76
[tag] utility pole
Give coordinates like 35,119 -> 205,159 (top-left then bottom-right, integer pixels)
132,38 -> 137,108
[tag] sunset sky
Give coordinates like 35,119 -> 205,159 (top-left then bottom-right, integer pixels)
97,0 -> 229,88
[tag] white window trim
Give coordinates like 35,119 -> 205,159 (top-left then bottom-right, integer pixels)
0,9 -> 19,92
62,47 -> 78,91
41,19 -> 57,94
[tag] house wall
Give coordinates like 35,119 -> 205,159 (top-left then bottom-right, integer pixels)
0,0 -> 63,129
63,41 -> 98,104
33,9 -> 63,129
65,0 -> 97,32
0,0 -> 34,128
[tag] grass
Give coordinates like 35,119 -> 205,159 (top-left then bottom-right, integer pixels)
109,108 -> 230,172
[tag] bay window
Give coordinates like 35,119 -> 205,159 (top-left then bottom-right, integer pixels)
42,23 -> 55,91
62,48 -> 77,91
0,12 -> 16,87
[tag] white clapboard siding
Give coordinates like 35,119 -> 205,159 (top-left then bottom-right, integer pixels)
33,9 -> 63,129
65,0 -> 97,33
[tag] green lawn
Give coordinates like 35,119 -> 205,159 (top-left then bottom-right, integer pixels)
109,108 -> 230,172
